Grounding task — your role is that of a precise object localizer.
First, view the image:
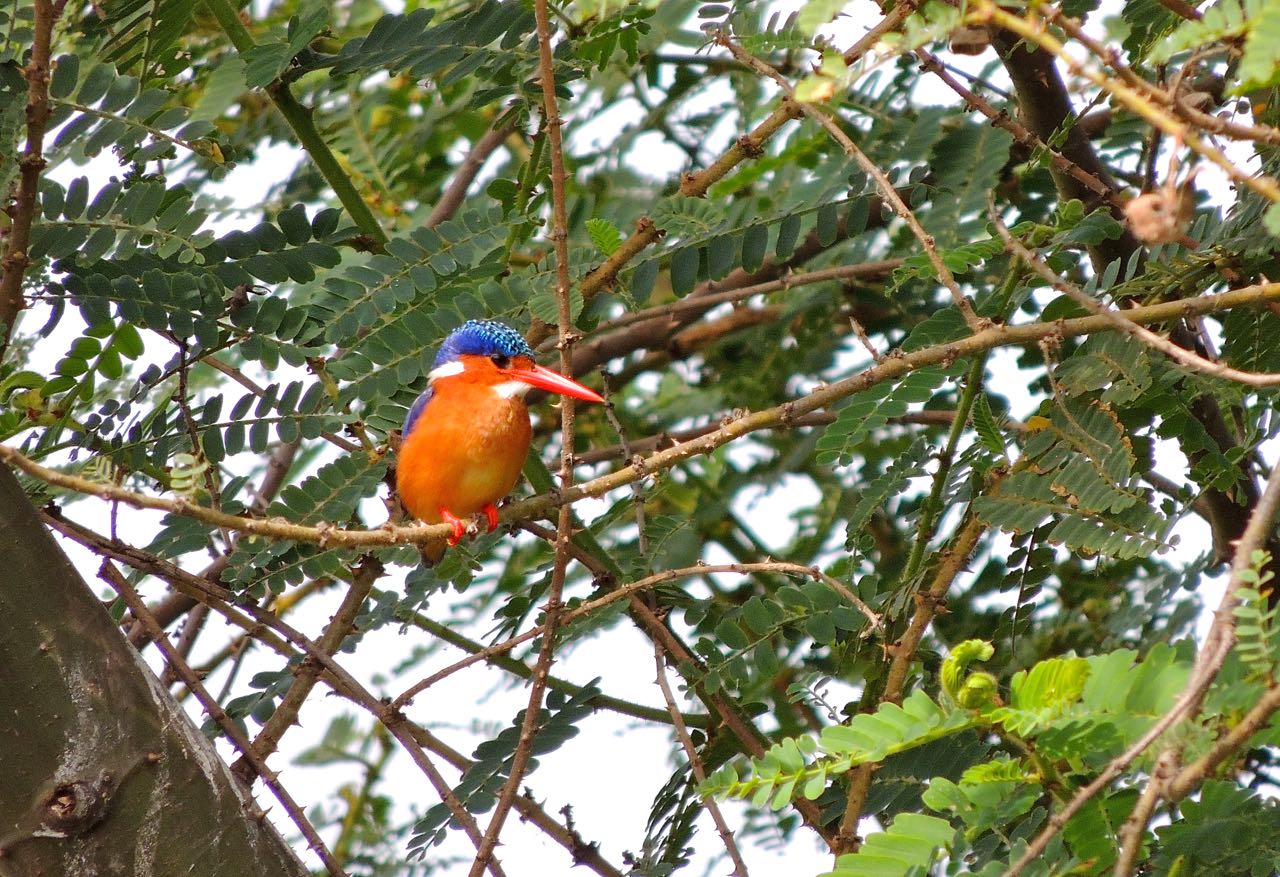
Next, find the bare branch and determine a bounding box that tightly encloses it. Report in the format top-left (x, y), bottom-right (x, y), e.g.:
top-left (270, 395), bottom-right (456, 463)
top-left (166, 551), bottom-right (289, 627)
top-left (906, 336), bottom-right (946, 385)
top-left (654, 643), bottom-right (750, 876)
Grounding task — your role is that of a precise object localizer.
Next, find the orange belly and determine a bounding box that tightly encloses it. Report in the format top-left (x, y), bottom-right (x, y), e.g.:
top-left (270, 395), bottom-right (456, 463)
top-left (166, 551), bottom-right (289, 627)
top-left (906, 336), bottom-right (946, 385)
top-left (396, 386), bottom-right (533, 525)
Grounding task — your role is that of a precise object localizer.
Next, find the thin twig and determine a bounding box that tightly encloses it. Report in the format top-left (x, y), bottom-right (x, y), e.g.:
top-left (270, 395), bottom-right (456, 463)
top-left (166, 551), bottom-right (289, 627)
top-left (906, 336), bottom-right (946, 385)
top-left (100, 560), bottom-right (351, 877)
top-left (990, 198), bottom-right (1280, 387)
top-left (393, 561), bottom-right (883, 708)
top-left (425, 120), bottom-right (517, 229)
top-left (405, 608), bottom-right (710, 727)
top-left (230, 559), bottom-right (380, 786)
top-left (654, 642), bottom-right (750, 877)
top-left (575, 410), bottom-right (969, 466)
top-left (69, 517), bottom-right (506, 876)
top-left (1164, 682), bottom-right (1280, 801)
top-left (975, 2), bottom-right (1280, 206)
top-left (524, 0), bottom-right (907, 345)
top-left (581, 261), bottom-right (902, 341)
top-left (629, 595), bottom-right (834, 845)
top-left (1113, 750), bottom-right (1177, 877)
top-left (836, 509), bottom-right (993, 853)
top-left (914, 47), bottom-right (1119, 204)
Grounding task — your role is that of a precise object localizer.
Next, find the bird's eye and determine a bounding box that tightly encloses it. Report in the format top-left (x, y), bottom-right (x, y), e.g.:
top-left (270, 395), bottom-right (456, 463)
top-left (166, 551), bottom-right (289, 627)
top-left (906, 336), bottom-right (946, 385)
top-left (490, 354), bottom-right (511, 369)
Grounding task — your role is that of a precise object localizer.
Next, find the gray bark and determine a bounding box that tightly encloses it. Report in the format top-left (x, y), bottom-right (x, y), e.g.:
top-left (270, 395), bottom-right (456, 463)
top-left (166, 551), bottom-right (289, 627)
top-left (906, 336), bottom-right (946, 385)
top-left (0, 464), bottom-right (310, 877)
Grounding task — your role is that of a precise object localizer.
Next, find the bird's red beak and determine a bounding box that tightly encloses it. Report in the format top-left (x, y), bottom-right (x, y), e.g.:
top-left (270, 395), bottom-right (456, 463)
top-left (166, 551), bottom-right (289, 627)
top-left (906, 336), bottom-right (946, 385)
top-left (507, 364), bottom-right (604, 403)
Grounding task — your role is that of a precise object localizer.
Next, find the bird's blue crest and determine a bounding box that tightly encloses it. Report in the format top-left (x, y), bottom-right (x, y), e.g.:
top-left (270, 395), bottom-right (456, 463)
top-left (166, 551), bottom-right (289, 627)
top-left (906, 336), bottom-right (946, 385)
top-left (404, 321), bottom-right (533, 436)
top-left (432, 320), bottom-right (533, 368)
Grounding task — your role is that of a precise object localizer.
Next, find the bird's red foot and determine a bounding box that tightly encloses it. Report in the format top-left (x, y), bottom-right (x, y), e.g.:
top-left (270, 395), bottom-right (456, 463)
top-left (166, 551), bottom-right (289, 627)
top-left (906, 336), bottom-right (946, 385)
top-left (440, 508), bottom-right (467, 546)
top-left (482, 503), bottom-right (500, 533)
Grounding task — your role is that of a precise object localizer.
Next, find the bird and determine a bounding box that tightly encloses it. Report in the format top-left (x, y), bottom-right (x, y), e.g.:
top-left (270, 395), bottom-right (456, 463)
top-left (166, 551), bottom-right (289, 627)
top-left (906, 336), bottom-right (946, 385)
top-left (396, 319), bottom-right (604, 560)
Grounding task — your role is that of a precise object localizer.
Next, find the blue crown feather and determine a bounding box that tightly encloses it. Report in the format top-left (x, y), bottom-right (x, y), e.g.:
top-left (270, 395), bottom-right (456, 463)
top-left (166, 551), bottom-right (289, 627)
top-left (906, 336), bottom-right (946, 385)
top-left (432, 319), bottom-right (533, 367)
top-left (404, 321), bottom-right (533, 435)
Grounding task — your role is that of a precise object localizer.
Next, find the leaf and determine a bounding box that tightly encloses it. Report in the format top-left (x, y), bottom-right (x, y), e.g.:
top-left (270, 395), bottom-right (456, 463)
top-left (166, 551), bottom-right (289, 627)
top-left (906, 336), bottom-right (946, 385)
top-left (816, 367), bottom-right (951, 466)
top-left (972, 393), bottom-right (1006, 456)
top-left (585, 217), bottom-right (622, 256)
top-left (1150, 0), bottom-right (1247, 64)
top-left (670, 246), bottom-right (699, 296)
top-left (846, 438), bottom-right (929, 547)
top-left (926, 122), bottom-right (1014, 246)
top-left (1265, 202), bottom-right (1280, 238)
top-left (826, 813), bottom-right (954, 876)
top-left (798, 0), bottom-right (850, 36)
top-left (98, 0), bottom-right (196, 78)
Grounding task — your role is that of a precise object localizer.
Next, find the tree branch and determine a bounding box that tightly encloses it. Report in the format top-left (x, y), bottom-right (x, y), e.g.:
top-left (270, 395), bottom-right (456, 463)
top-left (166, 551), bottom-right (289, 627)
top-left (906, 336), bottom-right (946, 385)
top-left (9, 283), bottom-right (1280, 552)
top-left (0, 0), bottom-right (60, 357)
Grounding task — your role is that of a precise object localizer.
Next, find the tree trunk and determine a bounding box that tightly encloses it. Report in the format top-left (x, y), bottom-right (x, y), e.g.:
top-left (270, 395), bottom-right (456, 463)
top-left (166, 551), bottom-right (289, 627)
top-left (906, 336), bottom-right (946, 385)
top-left (0, 465), bottom-right (309, 877)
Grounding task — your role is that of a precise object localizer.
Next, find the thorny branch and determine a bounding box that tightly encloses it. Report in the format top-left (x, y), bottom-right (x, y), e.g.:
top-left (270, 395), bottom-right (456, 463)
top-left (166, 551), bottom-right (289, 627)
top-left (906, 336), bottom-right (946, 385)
top-left (392, 561), bottom-right (881, 709)
top-left (836, 509), bottom-right (994, 854)
top-left (990, 198), bottom-right (1280, 387)
top-left (0, 0), bottom-right (63, 358)
top-left (720, 36), bottom-right (985, 332)
top-left (468, 3), bottom-right (578, 873)
top-left (654, 643), bottom-right (750, 877)
top-left (975, 2), bottom-right (1280, 206)
top-left (230, 558), bottom-right (381, 787)
top-left (8, 283), bottom-right (1280, 552)
top-left (60, 517), bottom-right (543, 877)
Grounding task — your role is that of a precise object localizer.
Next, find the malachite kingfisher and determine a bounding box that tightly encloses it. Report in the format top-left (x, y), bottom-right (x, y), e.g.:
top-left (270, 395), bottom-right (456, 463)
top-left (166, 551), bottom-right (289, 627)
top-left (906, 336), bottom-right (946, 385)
top-left (396, 319), bottom-right (604, 560)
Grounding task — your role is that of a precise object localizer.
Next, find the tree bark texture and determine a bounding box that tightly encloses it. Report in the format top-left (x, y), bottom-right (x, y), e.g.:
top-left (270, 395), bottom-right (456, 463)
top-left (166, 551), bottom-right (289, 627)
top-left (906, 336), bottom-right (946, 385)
top-left (0, 465), bottom-right (309, 877)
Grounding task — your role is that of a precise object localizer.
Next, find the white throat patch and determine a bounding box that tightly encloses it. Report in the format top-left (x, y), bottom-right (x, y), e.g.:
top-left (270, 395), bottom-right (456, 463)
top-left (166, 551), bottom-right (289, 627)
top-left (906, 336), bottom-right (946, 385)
top-left (491, 380), bottom-right (532, 399)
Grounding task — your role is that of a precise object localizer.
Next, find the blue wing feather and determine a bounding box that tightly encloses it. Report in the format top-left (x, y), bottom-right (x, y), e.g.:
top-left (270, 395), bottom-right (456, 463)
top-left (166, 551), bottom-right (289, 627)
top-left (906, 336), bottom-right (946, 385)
top-left (404, 387), bottom-right (433, 436)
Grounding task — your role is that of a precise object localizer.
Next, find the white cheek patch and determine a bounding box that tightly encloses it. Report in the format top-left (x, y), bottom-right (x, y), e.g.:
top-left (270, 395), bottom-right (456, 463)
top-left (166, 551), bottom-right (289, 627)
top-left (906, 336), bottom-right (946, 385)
top-left (427, 360), bottom-right (465, 383)
top-left (491, 381), bottom-right (531, 399)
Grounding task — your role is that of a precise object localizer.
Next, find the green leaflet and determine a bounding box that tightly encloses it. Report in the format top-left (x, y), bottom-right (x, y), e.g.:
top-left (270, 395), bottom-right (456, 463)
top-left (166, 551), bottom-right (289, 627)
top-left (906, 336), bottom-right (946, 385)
top-left (845, 438), bottom-right (930, 548)
top-left (586, 217), bottom-right (623, 256)
top-left (1238, 0), bottom-right (1280, 90)
top-left (327, 2), bottom-right (536, 83)
top-left (824, 813), bottom-right (954, 877)
top-left (1054, 333), bottom-right (1152, 406)
top-left (816, 367), bottom-right (952, 466)
top-left (98, 0), bottom-right (196, 80)
top-left (975, 397), bottom-right (1168, 559)
top-left (408, 684), bottom-right (603, 852)
top-left (703, 690), bottom-right (978, 807)
top-left (317, 207), bottom-right (508, 347)
top-left (49, 58), bottom-right (220, 164)
top-left (925, 122), bottom-right (1014, 247)
top-left (1149, 0), bottom-right (1250, 64)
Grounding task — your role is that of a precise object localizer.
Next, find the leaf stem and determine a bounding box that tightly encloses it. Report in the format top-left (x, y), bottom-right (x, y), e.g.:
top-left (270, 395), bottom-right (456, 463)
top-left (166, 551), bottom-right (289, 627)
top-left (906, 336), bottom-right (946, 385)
top-left (201, 0), bottom-right (388, 247)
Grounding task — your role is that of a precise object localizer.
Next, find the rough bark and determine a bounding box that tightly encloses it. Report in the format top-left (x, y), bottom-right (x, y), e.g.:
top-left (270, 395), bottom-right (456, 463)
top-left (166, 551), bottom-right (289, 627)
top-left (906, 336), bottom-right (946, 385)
top-left (0, 465), bottom-right (309, 877)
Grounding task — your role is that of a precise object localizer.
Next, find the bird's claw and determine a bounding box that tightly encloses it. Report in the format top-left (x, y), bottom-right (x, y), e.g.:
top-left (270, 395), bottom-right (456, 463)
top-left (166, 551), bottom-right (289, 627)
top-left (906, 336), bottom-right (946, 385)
top-left (440, 508), bottom-right (467, 546)
top-left (482, 503), bottom-right (500, 533)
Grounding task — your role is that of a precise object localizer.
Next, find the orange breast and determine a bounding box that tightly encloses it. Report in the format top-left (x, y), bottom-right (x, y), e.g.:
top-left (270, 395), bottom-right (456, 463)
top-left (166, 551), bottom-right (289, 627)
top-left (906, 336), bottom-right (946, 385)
top-left (396, 383), bottom-right (533, 524)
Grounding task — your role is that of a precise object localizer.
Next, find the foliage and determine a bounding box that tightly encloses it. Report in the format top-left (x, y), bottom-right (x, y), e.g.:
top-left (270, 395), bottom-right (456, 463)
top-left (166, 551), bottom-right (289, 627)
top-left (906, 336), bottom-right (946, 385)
top-left (4, 0), bottom-right (1280, 876)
